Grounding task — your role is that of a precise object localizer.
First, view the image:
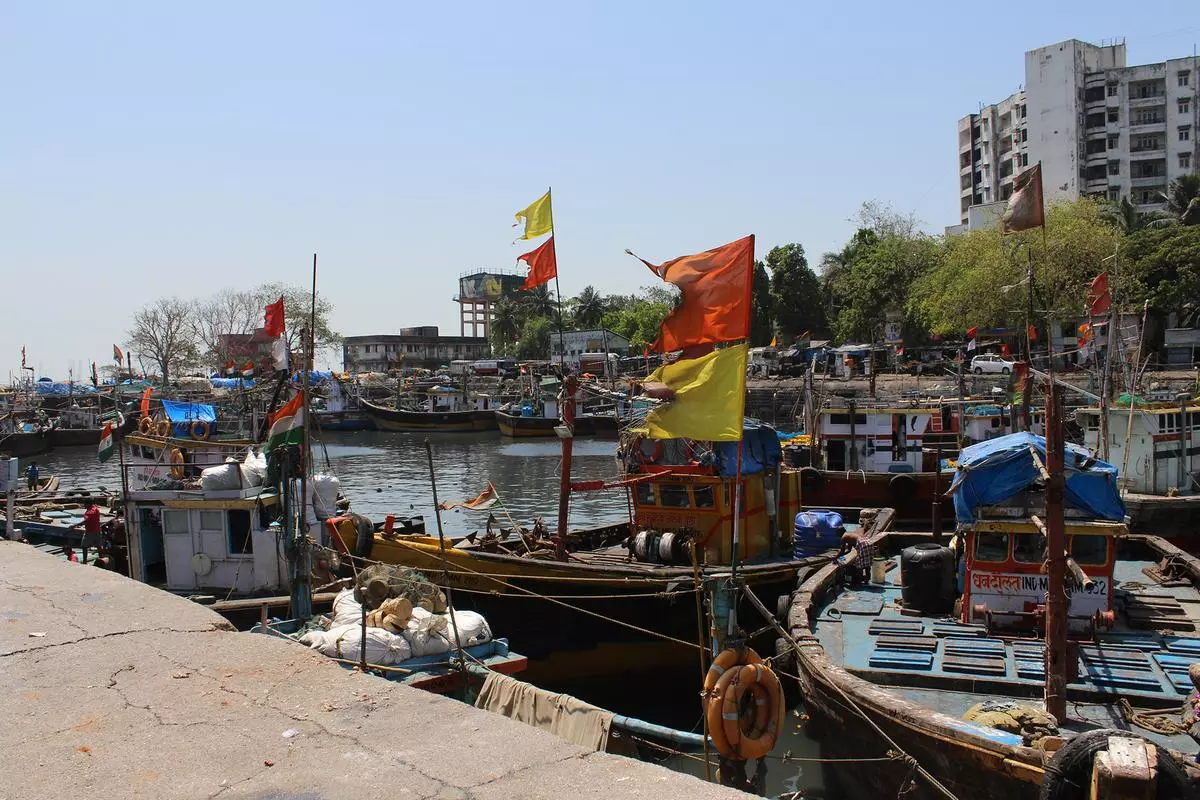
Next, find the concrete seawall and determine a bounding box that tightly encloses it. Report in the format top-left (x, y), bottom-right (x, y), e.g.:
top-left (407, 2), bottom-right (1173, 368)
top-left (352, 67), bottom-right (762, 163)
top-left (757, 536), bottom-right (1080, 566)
top-left (1, 542), bottom-right (742, 800)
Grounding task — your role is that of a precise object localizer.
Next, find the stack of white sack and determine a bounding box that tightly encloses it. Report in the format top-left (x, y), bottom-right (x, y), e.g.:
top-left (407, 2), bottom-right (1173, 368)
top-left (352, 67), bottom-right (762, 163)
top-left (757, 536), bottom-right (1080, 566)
top-left (299, 624), bottom-right (412, 665)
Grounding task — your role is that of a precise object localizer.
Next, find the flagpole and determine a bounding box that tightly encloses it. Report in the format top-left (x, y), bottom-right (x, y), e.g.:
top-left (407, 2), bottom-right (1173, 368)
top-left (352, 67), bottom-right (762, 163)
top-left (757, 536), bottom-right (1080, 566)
top-left (728, 235), bottom-right (755, 634)
top-left (547, 187), bottom-right (566, 371)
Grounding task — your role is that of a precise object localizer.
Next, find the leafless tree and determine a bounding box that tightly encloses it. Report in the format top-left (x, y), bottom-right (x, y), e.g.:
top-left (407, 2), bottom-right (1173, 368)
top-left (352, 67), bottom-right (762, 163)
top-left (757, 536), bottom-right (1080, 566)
top-left (127, 296), bottom-right (199, 388)
top-left (192, 289), bottom-right (259, 369)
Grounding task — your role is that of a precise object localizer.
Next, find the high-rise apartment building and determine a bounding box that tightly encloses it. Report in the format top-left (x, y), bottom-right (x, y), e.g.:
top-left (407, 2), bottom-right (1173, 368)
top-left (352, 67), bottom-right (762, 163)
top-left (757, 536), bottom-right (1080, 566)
top-left (956, 39), bottom-right (1198, 226)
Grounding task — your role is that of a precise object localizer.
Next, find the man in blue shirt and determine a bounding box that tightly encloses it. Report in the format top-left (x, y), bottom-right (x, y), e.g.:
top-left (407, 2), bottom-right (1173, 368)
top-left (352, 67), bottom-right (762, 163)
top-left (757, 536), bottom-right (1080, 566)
top-left (25, 462), bottom-right (39, 491)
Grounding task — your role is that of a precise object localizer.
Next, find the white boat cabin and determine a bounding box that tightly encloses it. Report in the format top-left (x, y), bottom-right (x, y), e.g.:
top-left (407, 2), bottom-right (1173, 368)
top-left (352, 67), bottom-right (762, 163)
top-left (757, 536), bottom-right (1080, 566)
top-left (124, 432), bottom-right (253, 489)
top-left (414, 388), bottom-right (493, 413)
top-left (1078, 404), bottom-right (1200, 495)
top-left (125, 489), bottom-right (287, 595)
top-left (817, 407), bottom-right (934, 473)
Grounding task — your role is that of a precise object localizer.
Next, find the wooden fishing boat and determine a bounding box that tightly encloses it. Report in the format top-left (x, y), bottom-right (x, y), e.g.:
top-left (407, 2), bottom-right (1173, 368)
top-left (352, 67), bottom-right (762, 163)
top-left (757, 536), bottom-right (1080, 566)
top-left (494, 406), bottom-right (559, 437)
top-left (0, 426), bottom-right (51, 457)
top-left (361, 397), bottom-right (496, 432)
top-left (785, 427), bottom-right (1200, 799)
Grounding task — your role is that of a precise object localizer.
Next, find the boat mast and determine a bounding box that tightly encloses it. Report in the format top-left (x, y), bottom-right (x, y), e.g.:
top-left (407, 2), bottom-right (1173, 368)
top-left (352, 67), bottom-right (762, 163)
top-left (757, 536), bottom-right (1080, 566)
top-left (556, 373), bottom-right (577, 540)
top-left (1043, 376), bottom-right (1067, 723)
top-left (290, 254), bottom-right (318, 621)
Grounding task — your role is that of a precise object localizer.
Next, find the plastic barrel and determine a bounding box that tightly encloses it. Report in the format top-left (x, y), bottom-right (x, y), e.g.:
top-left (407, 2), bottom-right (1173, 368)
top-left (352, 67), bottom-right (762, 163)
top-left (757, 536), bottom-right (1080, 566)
top-left (899, 543), bottom-right (956, 614)
top-left (793, 510), bottom-right (843, 557)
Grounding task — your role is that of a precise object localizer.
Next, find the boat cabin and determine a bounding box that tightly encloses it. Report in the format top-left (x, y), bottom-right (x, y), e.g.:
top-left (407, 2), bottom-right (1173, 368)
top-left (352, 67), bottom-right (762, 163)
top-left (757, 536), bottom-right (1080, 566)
top-left (960, 518), bottom-right (1122, 632)
top-left (125, 488), bottom-right (286, 595)
top-left (816, 406), bottom-right (936, 473)
top-left (1078, 404), bottom-right (1200, 495)
top-left (124, 432), bottom-right (254, 489)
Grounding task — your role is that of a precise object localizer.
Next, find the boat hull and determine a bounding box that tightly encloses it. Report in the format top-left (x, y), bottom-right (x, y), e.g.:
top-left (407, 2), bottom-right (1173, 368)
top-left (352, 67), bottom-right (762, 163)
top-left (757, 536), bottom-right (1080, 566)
top-left (313, 411), bottom-right (376, 431)
top-left (1124, 493), bottom-right (1200, 547)
top-left (361, 399), bottom-right (496, 432)
top-left (495, 410), bottom-right (558, 437)
top-left (48, 428), bottom-right (102, 447)
top-left (0, 430), bottom-right (52, 457)
top-left (798, 469), bottom-right (953, 528)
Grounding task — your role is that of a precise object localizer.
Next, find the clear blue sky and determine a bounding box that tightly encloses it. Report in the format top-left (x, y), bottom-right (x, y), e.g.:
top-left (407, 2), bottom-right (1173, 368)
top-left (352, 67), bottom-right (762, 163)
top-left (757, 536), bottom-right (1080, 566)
top-left (3, 2), bottom-right (1196, 377)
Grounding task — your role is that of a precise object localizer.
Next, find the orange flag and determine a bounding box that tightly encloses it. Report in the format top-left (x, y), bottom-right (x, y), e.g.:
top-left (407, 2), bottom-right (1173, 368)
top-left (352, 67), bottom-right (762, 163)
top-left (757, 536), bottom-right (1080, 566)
top-left (518, 236), bottom-right (557, 290)
top-left (631, 235), bottom-right (754, 352)
top-left (140, 386), bottom-right (152, 419)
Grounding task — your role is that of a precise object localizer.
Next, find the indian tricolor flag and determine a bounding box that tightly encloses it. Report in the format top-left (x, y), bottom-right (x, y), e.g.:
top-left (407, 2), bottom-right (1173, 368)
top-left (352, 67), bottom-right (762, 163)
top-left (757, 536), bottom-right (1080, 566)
top-left (265, 392), bottom-right (305, 454)
top-left (98, 421), bottom-right (116, 463)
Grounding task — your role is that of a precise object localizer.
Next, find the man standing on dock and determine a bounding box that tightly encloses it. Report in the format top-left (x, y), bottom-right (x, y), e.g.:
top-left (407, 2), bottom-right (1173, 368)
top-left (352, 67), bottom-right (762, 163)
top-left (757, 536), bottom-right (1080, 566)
top-left (73, 503), bottom-right (102, 564)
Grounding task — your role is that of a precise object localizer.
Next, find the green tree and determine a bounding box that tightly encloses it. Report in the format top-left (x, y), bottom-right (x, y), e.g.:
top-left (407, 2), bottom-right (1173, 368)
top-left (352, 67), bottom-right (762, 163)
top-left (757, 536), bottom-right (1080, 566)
top-left (830, 232), bottom-right (938, 343)
top-left (1123, 225), bottom-right (1200, 326)
top-left (768, 244), bottom-right (824, 340)
top-left (490, 298), bottom-right (524, 357)
top-left (516, 315), bottom-right (553, 360)
top-left (750, 261), bottom-right (774, 345)
top-left (520, 283), bottom-right (558, 319)
top-left (1163, 174), bottom-right (1200, 226)
top-left (254, 282), bottom-right (341, 362)
top-left (569, 285), bottom-right (607, 328)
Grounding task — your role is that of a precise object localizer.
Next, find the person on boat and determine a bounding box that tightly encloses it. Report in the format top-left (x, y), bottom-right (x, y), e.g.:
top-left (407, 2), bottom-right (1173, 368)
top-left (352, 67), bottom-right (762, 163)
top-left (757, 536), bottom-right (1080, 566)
top-left (25, 461), bottom-right (39, 491)
top-left (838, 530), bottom-right (873, 586)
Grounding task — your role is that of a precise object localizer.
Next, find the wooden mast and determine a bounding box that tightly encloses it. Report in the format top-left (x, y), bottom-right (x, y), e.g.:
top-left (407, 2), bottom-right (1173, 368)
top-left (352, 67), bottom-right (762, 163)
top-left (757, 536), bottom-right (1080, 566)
top-left (1043, 377), bottom-right (1067, 722)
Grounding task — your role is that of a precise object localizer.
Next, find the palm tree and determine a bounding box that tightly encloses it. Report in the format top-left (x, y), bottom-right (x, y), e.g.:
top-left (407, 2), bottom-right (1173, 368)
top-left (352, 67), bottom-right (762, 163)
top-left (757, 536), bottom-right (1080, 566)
top-left (490, 299), bottom-right (522, 356)
top-left (1100, 197), bottom-right (1147, 233)
top-left (569, 285), bottom-right (606, 329)
top-left (1163, 174), bottom-right (1200, 226)
top-left (520, 284), bottom-right (557, 319)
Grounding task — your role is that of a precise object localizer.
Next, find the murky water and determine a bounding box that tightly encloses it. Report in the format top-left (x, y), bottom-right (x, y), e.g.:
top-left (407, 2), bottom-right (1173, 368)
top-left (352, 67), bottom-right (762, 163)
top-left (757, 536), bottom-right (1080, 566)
top-left (32, 432), bottom-right (835, 798)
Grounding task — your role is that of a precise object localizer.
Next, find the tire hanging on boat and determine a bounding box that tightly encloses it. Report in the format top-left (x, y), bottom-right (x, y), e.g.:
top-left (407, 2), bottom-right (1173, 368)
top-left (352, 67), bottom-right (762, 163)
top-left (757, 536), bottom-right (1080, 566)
top-left (1038, 729), bottom-right (1194, 800)
top-left (704, 647), bottom-right (785, 761)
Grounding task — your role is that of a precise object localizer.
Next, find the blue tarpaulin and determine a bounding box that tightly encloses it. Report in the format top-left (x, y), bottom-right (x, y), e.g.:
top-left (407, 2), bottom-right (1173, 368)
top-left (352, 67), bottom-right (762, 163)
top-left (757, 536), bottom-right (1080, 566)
top-left (34, 382), bottom-right (98, 396)
top-left (209, 378), bottom-right (257, 389)
top-left (949, 432), bottom-right (1125, 523)
top-left (713, 419), bottom-right (783, 477)
top-left (291, 371), bottom-right (334, 384)
top-left (161, 400), bottom-right (216, 438)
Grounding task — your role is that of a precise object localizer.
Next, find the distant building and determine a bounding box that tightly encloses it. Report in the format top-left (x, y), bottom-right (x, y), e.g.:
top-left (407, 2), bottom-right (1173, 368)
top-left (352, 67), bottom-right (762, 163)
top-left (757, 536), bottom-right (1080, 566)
top-left (343, 327), bottom-right (490, 373)
top-left (549, 329), bottom-right (631, 366)
top-left (216, 328), bottom-right (278, 372)
top-left (957, 39), bottom-right (1198, 225)
top-left (455, 270), bottom-right (529, 339)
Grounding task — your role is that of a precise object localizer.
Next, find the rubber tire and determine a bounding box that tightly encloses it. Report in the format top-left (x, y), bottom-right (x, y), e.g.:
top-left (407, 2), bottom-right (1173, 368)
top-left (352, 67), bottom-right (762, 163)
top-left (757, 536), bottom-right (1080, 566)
top-left (799, 467), bottom-right (825, 492)
top-left (352, 514), bottom-right (374, 560)
top-left (974, 367), bottom-right (983, 375)
top-left (889, 473), bottom-right (917, 503)
top-left (1038, 729), bottom-right (1196, 800)
top-left (777, 592), bottom-right (794, 621)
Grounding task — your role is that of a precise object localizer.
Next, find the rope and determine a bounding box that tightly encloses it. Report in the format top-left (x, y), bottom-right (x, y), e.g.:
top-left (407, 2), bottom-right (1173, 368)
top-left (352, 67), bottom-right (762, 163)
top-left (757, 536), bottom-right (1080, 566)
top-left (1119, 698), bottom-right (1189, 736)
top-left (449, 585), bottom-right (696, 601)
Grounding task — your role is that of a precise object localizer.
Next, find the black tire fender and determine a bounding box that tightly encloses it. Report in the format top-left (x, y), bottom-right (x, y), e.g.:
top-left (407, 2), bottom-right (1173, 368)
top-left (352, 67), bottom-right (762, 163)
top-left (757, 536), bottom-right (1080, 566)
top-left (799, 467), bottom-right (825, 491)
top-left (351, 513), bottom-right (375, 560)
top-left (1038, 729), bottom-right (1196, 800)
top-left (889, 473), bottom-right (917, 502)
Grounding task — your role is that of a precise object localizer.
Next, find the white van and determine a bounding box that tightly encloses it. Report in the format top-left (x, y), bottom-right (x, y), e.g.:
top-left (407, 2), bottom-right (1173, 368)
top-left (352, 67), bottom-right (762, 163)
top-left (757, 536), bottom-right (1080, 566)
top-left (449, 360), bottom-right (474, 376)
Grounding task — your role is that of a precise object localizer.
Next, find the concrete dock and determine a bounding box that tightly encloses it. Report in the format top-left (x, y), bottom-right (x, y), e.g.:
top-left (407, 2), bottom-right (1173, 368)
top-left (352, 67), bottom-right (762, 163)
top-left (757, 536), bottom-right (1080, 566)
top-left (1, 542), bottom-right (742, 800)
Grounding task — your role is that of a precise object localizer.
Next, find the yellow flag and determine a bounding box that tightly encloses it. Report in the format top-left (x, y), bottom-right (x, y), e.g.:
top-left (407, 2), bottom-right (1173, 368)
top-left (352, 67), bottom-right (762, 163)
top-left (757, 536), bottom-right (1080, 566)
top-left (770, 335), bottom-right (777, 347)
top-left (514, 190), bottom-right (553, 240)
top-left (634, 344), bottom-right (747, 442)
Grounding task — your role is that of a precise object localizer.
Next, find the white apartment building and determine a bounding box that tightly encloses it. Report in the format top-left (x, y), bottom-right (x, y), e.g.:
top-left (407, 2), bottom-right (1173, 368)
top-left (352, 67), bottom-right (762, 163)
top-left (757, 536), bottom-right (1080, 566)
top-left (957, 39), bottom-right (1198, 226)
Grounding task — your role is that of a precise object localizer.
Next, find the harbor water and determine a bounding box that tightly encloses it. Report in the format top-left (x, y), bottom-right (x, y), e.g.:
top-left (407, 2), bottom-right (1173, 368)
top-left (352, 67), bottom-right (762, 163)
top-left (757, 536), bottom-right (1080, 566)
top-left (31, 431), bottom-right (837, 798)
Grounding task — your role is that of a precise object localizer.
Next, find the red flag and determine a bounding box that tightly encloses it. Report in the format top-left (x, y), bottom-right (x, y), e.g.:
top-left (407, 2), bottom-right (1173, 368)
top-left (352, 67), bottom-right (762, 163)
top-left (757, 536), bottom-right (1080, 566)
top-left (21, 345), bottom-right (26, 369)
top-left (140, 386), bottom-right (152, 419)
top-left (631, 235), bottom-right (754, 352)
top-left (1087, 272), bottom-right (1112, 316)
top-left (1001, 164), bottom-right (1045, 234)
top-left (966, 326), bottom-right (978, 339)
top-left (264, 296), bottom-right (286, 337)
top-left (1028, 324), bottom-right (1038, 342)
top-left (517, 236), bottom-right (557, 291)
top-left (999, 343), bottom-right (1011, 357)
top-left (113, 344), bottom-right (123, 363)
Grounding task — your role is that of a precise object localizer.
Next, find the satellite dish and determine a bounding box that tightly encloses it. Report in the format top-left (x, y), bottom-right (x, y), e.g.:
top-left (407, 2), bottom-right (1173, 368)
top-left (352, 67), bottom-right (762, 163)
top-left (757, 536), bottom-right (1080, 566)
top-left (191, 553), bottom-right (212, 576)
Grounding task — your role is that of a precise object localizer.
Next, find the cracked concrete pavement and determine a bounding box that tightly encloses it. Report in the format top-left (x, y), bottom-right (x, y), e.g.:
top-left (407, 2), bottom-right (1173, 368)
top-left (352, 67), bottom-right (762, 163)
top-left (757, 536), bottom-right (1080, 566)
top-left (1, 542), bottom-right (745, 800)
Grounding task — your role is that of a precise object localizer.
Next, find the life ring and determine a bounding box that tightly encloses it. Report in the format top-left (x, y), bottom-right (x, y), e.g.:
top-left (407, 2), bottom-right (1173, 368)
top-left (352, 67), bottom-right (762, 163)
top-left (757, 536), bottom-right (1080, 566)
top-left (169, 448), bottom-right (186, 480)
top-left (704, 648), bottom-right (784, 760)
top-left (138, 416), bottom-right (154, 435)
top-left (190, 421), bottom-right (211, 440)
top-left (156, 419), bottom-right (172, 438)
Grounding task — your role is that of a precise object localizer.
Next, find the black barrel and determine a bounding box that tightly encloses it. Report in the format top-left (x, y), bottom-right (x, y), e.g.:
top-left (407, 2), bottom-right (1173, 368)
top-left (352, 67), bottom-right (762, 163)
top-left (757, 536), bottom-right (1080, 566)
top-left (900, 543), bottom-right (956, 614)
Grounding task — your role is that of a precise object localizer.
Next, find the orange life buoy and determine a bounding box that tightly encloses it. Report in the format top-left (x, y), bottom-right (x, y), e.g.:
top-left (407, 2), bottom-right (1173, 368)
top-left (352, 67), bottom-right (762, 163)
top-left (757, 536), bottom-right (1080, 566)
top-left (169, 448), bottom-right (186, 480)
top-left (704, 647), bottom-right (783, 761)
top-left (156, 419), bottom-right (172, 438)
top-left (190, 421), bottom-right (211, 440)
top-left (139, 416), bottom-right (153, 435)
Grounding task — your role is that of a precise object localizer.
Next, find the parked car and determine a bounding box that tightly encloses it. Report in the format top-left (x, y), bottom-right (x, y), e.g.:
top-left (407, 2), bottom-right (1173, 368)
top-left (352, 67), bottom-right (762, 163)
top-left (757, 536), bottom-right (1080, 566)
top-left (970, 354), bottom-right (1014, 374)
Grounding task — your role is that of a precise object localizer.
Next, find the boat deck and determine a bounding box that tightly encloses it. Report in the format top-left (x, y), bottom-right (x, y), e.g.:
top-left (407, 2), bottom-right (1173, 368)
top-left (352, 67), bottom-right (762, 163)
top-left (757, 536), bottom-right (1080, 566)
top-left (814, 556), bottom-right (1200, 753)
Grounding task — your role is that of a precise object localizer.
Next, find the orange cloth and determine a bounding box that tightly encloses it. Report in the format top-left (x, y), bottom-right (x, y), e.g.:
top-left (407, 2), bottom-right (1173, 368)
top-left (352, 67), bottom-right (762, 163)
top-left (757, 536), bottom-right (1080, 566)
top-left (638, 235), bottom-right (754, 352)
top-left (140, 386), bottom-right (152, 419)
top-left (518, 236), bottom-right (557, 290)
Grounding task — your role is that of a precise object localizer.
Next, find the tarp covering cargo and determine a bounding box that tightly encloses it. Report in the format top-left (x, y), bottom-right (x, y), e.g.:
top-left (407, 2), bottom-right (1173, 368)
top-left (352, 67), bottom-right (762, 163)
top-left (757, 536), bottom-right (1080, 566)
top-left (712, 419), bottom-right (782, 477)
top-left (949, 432), bottom-right (1125, 523)
top-left (35, 382), bottom-right (98, 396)
top-left (161, 400), bottom-right (216, 423)
top-left (209, 378), bottom-right (257, 389)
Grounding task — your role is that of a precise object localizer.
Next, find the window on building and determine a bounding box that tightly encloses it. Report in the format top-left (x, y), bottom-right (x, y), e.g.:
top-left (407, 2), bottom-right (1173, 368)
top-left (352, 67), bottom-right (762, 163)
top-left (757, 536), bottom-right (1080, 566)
top-left (1108, 188), bottom-right (1121, 201)
top-left (1108, 161), bottom-right (1120, 175)
top-left (1183, 153), bottom-right (1193, 169)
top-left (960, 151), bottom-right (971, 168)
top-left (1020, 104), bottom-right (1027, 119)
top-left (1107, 109), bottom-right (1119, 123)
top-left (1107, 83), bottom-right (1118, 97)
top-left (1180, 71), bottom-right (1191, 88)
top-left (1071, 535), bottom-right (1108, 566)
top-left (1107, 134), bottom-right (1119, 149)
top-left (1181, 126), bottom-right (1192, 142)
top-left (1181, 99), bottom-right (1192, 115)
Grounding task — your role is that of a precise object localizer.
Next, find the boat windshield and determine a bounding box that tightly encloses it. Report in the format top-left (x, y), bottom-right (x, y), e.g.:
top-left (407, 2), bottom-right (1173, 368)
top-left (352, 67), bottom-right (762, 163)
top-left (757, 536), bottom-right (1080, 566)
top-left (659, 484), bottom-right (690, 508)
top-left (1013, 534), bottom-right (1046, 564)
top-left (974, 532), bottom-right (1009, 563)
top-left (1070, 534), bottom-right (1108, 566)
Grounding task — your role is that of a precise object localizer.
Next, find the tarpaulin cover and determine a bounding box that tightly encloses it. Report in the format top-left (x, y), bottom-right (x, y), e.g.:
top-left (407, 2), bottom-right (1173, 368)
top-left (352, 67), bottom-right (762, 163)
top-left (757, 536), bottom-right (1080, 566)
top-left (35, 382), bottom-right (98, 395)
top-left (209, 378), bottom-right (257, 389)
top-left (161, 400), bottom-right (216, 424)
top-left (290, 371), bottom-right (334, 384)
top-left (712, 419), bottom-right (783, 477)
top-left (949, 432), bottom-right (1125, 523)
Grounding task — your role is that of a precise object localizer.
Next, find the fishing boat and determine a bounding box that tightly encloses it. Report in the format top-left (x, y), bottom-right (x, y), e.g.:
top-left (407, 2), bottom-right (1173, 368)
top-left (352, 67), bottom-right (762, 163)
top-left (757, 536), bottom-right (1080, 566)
top-left (0, 418), bottom-right (52, 457)
top-left (785, 394), bottom-right (1200, 799)
top-left (360, 390), bottom-right (497, 432)
top-left (1077, 398), bottom-right (1200, 543)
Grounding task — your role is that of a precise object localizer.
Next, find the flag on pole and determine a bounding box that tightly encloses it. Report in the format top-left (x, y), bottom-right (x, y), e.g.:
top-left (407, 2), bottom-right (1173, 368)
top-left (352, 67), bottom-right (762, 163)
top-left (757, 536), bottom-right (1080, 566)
top-left (91, 362), bottom-right (99, 388)
top-left (140, 386), bottom-right (152, 419)
top-left (265, 392), bottom-right (305, 454)
top-left (770, 335), bottom-right (777, 347)
top-left (98, 422), bottom-right (116, 463)
top-left (517, 236), bottom-right (558, 290)
top-left (438, 482), bottom-right (499, 511)
top-left (1001, 164), bottom-right (1045, 234)
top-left (1087, 272), bottom-right (1112, 316)
top-left (113, 344), bottom-right (123, 363)
top-left (264, 296), bottom-right (289, 371)
top-left (1028, 324), bottom-right (1038, 342)
top-left (514, 190), bottom-right (553, 240)
top-left (966, 326), bottom-right (978, 352)
top-left (629, 235), bottom-right (755, 352)
top-left (632, 344), bottom-right (748, 442)
top-left (242, 361), bottom-right (256, 378)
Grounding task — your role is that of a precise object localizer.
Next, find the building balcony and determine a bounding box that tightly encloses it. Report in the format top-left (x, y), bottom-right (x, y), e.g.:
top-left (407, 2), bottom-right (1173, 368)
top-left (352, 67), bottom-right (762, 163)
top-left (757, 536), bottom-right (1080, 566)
top-left (1085, 151), bottom-right (1108, 166)
top-left (1086, 128), bottom-right (1109, 139)
top-left (1086, 99), bottom-right (1107, 112)
top-left (1129, 94), bottom-right (1166, 108)
top-left (1135, 200), bottom-right (1166, 211)
top-left (1129, 147), bottom-right (1165, 159)
top-left (1130, 176), bottom-right (1166, 188)
top-left (1129, 121), bottom-right (1166, 134)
